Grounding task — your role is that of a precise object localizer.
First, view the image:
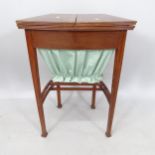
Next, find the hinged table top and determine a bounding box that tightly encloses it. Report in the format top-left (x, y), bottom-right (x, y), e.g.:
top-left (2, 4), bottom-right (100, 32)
top-left (16, 14), bottom-right (137, 31)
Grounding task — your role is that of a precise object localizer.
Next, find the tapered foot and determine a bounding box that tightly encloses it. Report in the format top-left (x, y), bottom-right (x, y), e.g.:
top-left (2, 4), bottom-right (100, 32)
top-left (91, 105), bottom-right (96, 109)
top-left (41, 132), bottom-right (48, 137)
top-left (105, 132), bottom-right (112, 137)
top-left (57, 104), bottom-right (62, 109)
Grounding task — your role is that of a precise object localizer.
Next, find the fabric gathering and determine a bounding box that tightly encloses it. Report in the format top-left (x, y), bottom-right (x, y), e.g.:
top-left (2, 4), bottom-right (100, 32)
top-left (38, 49), bottom-right (114, 83)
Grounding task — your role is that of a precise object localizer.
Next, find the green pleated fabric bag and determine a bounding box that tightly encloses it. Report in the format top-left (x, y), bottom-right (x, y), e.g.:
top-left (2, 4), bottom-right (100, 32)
top-left (38, 49), bottom-right (114, 83)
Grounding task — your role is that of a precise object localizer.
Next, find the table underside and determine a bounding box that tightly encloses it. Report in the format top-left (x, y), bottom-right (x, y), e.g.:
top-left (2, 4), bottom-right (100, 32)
top-left (25, 29), bottom-right (127, 137)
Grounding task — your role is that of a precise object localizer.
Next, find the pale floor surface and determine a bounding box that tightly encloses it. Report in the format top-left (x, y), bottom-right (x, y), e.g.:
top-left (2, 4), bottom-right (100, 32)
top-left (0, 92), bottom-right (155, 155)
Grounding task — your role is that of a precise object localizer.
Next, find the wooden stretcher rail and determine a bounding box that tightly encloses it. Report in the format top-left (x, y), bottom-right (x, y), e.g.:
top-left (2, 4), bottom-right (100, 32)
top-left (41, 80), bottom-right (111, 105)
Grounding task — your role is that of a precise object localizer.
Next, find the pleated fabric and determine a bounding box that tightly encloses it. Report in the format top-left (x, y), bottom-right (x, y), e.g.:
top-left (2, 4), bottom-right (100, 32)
top-left (38, 49), bottom-right (114, 83)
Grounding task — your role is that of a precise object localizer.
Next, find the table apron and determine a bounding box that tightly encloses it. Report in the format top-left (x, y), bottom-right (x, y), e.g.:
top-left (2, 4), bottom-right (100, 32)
top-left (29, 30), bottom-right (126, 49)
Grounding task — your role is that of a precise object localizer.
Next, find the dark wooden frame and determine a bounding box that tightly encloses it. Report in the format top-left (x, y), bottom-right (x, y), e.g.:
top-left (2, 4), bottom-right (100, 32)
top-left (25, 29), bottom-right (126, 137)
top-left (17, 14), bottom-right (136, 138)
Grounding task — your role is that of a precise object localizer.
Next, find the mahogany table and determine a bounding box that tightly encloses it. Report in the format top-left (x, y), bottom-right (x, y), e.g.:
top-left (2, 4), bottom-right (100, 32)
top-left (16, 14), bottom-right (137, 137)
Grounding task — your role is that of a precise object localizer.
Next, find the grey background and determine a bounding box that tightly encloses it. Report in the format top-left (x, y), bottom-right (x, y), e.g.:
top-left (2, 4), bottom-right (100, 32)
top-left (0, 0), bottom-right (155, 154)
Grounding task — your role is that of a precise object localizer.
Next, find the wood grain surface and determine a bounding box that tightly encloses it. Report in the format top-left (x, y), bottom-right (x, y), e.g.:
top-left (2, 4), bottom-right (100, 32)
top-left (16, 14), bottom-right (137, 31)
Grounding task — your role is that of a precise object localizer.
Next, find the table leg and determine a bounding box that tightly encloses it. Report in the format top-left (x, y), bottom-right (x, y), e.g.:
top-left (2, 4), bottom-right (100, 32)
top-left (105, 31), bottom-right (127, 137)
top-left (57, 85), bottom-right (62, 108)
top-left (25, 30), bottom-right (48, 137)
top-left (91, 85), bottom-right (96, 109)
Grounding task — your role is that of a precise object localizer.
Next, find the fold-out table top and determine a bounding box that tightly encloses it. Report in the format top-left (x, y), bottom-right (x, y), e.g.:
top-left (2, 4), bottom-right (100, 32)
top-left (16, 14), bottom-right (137, 31)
